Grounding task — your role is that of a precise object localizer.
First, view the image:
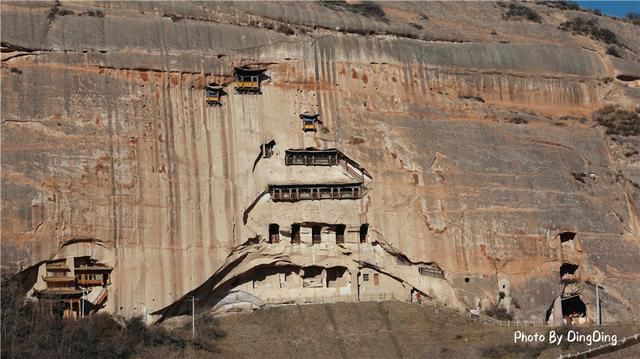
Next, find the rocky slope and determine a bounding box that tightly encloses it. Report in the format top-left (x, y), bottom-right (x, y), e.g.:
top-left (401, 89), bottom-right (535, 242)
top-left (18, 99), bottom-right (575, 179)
top-left (2, 1), bottom-right (639, 323)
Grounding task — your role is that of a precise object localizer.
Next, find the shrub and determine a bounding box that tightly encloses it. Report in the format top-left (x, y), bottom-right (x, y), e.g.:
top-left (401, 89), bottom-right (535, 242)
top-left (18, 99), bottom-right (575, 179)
top-left (460, 95), bottom-right (485, 103)
top-left (481, 343), bottom-right (546, 358)
top-left (320, 1), bottom-right (387, 22)
top-left (276, 23), bottom-right (295, 35)
top-left (559, 17), bottom-right (619, 44)
top-left (625, 12), bottom-right (640, 26)
top-left (90, 10), bottom-right (105, 18)
top-left (58, 9), bottom-right (74, 16)
top-left (571, 172), bottom-right (588, 183)
top-left (164, 13), bottom-right (183, 22)
top-left (503, 3), bottom-right (542, 23)
top-left (409, 22), bottom-right (423, 30)
top-left (606, 45), bottom-right (622, 58)
top-left (559, 115), bottom-right (588, 123)
top-left (47, 0), bottom-right (61, 21)
top-left (509, 117), bottom-right (528, 124)
top-left (386, 30), bottom-right (419, 39)
top-left (484, 305), bottom-right (513, 320)
top-left (541, 1), bottom-right (581, 11)
top-left (0, 270), bottom-right (223, 359)
top-left (340, 27), bottom-right (376, 36)
top-left (594, 105), bottom-right (640, 136)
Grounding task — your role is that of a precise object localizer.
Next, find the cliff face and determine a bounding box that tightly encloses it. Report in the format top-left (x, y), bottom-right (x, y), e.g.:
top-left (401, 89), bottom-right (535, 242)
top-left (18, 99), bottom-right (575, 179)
top-left (2, 1), bottom-right (639, 322)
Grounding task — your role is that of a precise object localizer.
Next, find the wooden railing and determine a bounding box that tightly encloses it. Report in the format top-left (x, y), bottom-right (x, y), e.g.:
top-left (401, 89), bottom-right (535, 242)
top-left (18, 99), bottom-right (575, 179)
top-left (269, 183), bottom-right (366, 202)
top-left (262, 292), bottom-right (397, 307)
top-left (235, 81), bottom-right (259, 89)
top-left (77, 279), bottom-right (103, 286)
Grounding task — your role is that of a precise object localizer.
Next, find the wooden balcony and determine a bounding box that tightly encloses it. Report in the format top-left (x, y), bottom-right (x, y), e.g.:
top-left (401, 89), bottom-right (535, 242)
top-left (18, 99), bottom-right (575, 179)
top-left (235, 81), bottom-right (259, 89)
top-left (284, 148), bottom-right (373, 181)
top-left (285, 149), bottom-right (339, 166)
top-left (77, 279), bottom-right (104, 286)
top-left (418, 265), bottom-right (445, 278)
top-left (269, 183), bottom-right (366, 202)
top-left (46, 262), bottom-right (70, 272)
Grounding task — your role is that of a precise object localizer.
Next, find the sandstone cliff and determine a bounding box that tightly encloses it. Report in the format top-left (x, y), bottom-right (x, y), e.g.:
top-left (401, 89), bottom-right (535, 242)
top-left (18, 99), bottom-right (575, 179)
top-left (2, 1), bottom-right (639, 323)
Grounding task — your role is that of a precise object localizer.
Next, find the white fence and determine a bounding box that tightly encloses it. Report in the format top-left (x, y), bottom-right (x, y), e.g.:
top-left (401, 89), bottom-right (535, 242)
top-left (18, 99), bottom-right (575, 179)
top-left (259, 292), bottom-right (546, 327)
top-left (262, 293), bottom-right (397, 307)
top-left (559, 332), bottom-right (640, 358)
top-left (416, 296), bottom-right (547, 327)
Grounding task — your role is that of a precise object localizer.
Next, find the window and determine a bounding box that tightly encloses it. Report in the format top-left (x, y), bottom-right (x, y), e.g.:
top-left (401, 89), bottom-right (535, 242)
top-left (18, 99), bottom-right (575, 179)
top-left (336, 224), bottom-right (346, 244)
top-left (360, 224), bottom-right (369, 243)
top-left (326, 267), bottom-right (348, 288)
top-left (374, 274), bottom-right (379, 286)
top-left (302, 267), bottom-right (324, 288)
top-left (312, 226), bottom-right (321, 244)
top-left (560, 232), bottom-right (576, 243)
top-left (269, 223), bottom-right (280, 243)
top-left (291, 224), bottom-right (301, 244)
top-left (363, 274), bottom-right (369, 282)
top-left (560, 263), bottom-right (579, 280)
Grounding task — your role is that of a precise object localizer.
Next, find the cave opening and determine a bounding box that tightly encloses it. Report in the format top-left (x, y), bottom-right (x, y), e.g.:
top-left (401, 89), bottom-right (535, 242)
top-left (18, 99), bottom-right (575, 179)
top-left (302, 266), bottom-right (324, 288)
top-left (560, 263), bottom-right (579, 281)
top-left (360, 224), bottom-right (369, 243)
top-left (326, 267), bottom-right (348, 288)
top-left (248, 236), bottom-right (260, 245)
top-left (336, 224), bottom-right (346, 244)
top-left (312, 225), bottom-right (321, 244)
top-left (291, 223), bottom-right (300, 244)
top-left (562, 295), bottom-right (587, 318)
top-left (617, 74), bottom-right (640, 82)
top-left (262, 139), bottom-right (276, 159)
top-left (560, 232), bottom-right (576, 243)
top-left (269, 223), bottom-right (279, 243)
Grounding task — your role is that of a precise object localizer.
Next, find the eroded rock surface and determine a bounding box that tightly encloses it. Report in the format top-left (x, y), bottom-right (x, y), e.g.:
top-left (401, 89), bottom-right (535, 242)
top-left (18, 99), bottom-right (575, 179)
top-left (2, 1), bottom-right (639, 323)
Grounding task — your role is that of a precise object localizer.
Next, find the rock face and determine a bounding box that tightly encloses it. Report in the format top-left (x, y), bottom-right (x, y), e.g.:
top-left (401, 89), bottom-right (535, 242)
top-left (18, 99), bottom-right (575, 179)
top-left (2, 1), bottom-right (639, 323)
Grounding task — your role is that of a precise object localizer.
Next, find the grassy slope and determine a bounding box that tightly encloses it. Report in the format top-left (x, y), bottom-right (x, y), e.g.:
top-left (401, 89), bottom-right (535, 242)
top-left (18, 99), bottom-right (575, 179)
top-left (188, 301), bottom-right (639, 359)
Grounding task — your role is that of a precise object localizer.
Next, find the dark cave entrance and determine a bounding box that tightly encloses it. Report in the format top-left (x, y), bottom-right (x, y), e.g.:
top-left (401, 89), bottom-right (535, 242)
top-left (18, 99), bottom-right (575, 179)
top-left (545, 295), bottom-right (587, 324)
top-left (269, 223), bottom-right (279, 243)
top-left (312, 225), bottom-right (321, 244)
top-left (291, 224), bottom-right (300, 244)
top-left (560, 263), bottom-right (579, 281)
top-left (545, 301), bottom-right (555, 323)
top-left (336, 224), bottom-right (346, 244)
top-left (560, 232), bottom-right (576, 243)
top-left (359, 224), bottom-right (369, 243)
top-left (562, 295), bottom-right (587, 318)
